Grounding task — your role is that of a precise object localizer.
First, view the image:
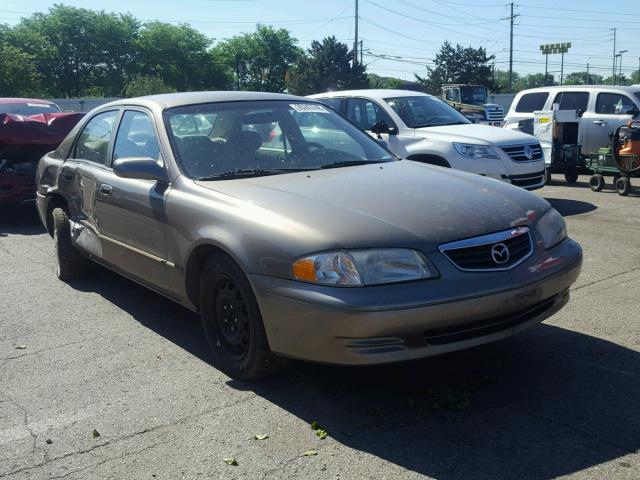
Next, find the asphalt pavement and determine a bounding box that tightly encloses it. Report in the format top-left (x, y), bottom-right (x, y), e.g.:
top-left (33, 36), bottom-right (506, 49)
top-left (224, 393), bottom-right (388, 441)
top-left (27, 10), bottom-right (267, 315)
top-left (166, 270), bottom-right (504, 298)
top-left (1, 174), bottom-right (639, 480)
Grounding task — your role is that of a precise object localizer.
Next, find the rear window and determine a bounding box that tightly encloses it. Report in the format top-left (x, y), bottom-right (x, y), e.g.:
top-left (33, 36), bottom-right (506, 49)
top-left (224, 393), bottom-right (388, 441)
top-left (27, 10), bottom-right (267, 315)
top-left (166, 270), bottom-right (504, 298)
top-left (0, 102), bottom-right (61, 116)
top-left (515, 92), bottom-right (549, 113)
top-left (553, 92), bottom-right (589, 112)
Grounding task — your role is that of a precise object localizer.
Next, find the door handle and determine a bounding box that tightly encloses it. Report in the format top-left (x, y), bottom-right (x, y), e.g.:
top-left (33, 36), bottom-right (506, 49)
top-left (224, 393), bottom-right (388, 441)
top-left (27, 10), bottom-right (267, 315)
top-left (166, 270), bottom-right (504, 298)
top-left (99, 184), bottom-right (113, 196)
top-left (593, 120), bottom-right (607, 126)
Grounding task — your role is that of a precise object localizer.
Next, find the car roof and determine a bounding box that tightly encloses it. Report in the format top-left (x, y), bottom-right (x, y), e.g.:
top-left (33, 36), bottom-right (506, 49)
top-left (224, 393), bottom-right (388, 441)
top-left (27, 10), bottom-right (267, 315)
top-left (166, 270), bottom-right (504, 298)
top-left (104, 91), bottom-right (309, 110)
top-left (516, 85), bottom-right (640, 95)
top-left (308, 89), bottom-right (432, 100)
top-left (0, 98), bottom-right (57, 105)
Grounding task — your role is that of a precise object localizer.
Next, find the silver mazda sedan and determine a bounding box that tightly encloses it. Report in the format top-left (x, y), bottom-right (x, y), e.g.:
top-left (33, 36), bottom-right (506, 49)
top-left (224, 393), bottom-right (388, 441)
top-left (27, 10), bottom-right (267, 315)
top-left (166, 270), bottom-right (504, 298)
top-left (36, 92), bottom-right (582, 379)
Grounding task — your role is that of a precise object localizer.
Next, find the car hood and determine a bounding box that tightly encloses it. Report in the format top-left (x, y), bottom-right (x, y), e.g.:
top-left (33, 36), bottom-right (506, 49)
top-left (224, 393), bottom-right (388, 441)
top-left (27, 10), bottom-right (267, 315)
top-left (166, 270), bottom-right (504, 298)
top-left (196, 161), bottom-right (550, 252)
top-left (414, 123), bottom-right (538, 147)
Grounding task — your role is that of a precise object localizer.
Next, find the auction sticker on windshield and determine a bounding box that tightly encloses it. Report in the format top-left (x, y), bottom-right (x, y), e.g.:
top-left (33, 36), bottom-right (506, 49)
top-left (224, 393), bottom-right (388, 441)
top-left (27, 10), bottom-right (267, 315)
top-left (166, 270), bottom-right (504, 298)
top-left (290, 104), bottom-right (329, 113)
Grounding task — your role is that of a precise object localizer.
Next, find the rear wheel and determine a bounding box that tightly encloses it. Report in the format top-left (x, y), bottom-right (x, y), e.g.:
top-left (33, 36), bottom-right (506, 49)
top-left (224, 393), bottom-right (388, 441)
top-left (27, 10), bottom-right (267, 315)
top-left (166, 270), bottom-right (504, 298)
top-left (616, 177), bottom-right (631, 196)
top-left (589, 174), bottom-right (604, 192)
top-left (564, 168), bottom-right (579, 184)
top-left (199, 253), bottom-right (286, 380)
top-left (52, 207), bottom-right (85, 281)
top-left (543, 169), bottom-right (552, 185)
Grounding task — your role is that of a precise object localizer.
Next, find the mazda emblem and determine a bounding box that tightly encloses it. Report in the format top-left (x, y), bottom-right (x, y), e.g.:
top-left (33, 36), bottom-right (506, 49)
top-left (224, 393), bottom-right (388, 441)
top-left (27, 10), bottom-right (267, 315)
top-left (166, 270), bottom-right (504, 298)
top-left (491, 243), bottom-right (510, 264)
top-left (523, 145), bottom-right (534, 160)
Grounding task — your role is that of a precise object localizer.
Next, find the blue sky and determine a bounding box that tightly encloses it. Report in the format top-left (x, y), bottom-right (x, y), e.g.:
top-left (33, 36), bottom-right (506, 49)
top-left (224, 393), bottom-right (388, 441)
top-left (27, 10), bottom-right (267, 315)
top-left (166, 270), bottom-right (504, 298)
top-left (2, 0), bottom-right (639, 82)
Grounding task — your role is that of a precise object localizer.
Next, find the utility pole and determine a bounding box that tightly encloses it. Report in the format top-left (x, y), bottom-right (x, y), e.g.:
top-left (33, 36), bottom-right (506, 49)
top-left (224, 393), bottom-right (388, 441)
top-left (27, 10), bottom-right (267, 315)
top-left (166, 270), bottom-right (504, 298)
top-left (612, 28), bottom-right (616, 85)
top-left (359, 40), bottom-right (363, 65)
top-left (353, 0), bottom-right (359, 67)
top-left (618, 50), bottom-right (627, 82)
top-left (586, 63), bottom-right (590, 85)
top-left (560, 51), bottom-right (565, 85)
top-left (507, 3), bottom-right (518, 91)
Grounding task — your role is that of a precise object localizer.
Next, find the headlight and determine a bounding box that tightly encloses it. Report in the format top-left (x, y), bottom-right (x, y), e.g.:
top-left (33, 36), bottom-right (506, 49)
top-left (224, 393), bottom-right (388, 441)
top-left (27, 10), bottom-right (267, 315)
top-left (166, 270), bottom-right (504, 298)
top-left (536, 208), bottom-right (567, 249)
top-left (453, 142), bottom-right (499, 159)
top-left (292, 249), bottom-right (438, 286)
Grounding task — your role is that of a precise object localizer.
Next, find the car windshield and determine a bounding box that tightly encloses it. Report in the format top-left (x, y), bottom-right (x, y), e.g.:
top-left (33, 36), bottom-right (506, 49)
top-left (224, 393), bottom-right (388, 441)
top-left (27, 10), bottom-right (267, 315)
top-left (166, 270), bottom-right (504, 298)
top-left (460, 86), bottom-right (487, 104)
top-left (0, 102), bottom-right (61, 116)
top-left (164, 100), bottom-right (394, 179)
top-left (385, 96), bottom-right (470, 128)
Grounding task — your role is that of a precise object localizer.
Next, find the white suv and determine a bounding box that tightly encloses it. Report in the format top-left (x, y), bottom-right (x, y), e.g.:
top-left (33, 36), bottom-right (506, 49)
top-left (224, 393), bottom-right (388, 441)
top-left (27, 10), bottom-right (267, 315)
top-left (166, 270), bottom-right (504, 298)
top-left (309, 89), bottom-right (546, 190)
top-left (504, 85), bottom-right (640, 156)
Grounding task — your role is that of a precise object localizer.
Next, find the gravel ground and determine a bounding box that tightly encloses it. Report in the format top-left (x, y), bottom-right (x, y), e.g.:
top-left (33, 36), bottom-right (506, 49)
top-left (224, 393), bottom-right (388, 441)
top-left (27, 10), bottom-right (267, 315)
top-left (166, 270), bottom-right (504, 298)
top-left (1, 174), bottom-right (639, 480)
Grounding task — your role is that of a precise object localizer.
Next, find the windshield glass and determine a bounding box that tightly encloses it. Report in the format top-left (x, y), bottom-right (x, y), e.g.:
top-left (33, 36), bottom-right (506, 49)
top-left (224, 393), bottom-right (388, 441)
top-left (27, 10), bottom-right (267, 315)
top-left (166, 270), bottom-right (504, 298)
top-left (164, 100), bottom-right (394, 179)
top-left (385, 95), bottom-right (470, 128)
top-left (0, 102), bottom-right (61, 116)
top-left (460, 86), bottom-right (487, 104)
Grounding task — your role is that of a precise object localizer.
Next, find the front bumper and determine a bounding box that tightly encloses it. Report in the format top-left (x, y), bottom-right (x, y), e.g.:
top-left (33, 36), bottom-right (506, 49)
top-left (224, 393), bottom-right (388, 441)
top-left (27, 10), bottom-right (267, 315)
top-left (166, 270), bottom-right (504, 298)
top-left (250, 238), bottom-right (582, 365)
top-left (0, 173), bottom-right (36, 204)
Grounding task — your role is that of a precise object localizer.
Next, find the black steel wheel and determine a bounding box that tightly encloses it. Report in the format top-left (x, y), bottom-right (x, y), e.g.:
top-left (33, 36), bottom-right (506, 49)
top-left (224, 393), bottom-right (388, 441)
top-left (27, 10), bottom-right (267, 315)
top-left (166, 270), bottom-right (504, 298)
top-left (52, 207), bottom-right (85, 281)
top-left (589, 174), bottom-right (604, 192)
top-left (199, 253), bottom-right (287, 379)
top-left (616, 177), bottom-right (631, 196)
top-left (564, 168), bottom-right (579, 184)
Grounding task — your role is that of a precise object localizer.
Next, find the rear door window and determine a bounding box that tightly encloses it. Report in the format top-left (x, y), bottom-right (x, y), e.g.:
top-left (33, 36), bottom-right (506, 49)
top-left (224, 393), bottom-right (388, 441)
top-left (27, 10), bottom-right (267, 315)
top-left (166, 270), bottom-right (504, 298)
top-left (317, 98), bottom-right (343, 113)
top-left (515, 92), bottom-right (549, 113)
top-left (74, 111), bottom-right (119, 165)
top-left (553, 92), bottom-right (589, 112)
top-left (595, 93), bottom-right (636, 114)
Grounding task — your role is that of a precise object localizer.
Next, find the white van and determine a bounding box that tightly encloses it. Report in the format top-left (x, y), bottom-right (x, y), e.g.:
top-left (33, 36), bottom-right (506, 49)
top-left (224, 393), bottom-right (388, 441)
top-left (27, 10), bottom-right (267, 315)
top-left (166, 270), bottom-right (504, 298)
top-left (309, 89), bottom-right (546, 190)
top-left (504, 85), bottom-right (640, 155)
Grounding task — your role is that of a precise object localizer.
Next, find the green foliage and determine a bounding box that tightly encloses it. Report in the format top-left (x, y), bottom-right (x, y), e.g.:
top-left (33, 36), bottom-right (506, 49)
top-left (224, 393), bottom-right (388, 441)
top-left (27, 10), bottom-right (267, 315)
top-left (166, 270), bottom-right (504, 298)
top-left (367, 73), bottom-right (405, 90)
top-left (216, 25), bottom-right (301, 92)
top-left (415, 41), bottom-right (494, 94)
top-left (286, 36), bottom-right (368, 95)
top-left (134, 22), bottom-right (230, 92)
top-left (563, 71), bottom-right (604, 85)
top-left (0, 44), bottom-right (43, 96)
top-left (123, 75), bottom-right (176, 97)
top-left (513, 73), bottom-right (550, 92)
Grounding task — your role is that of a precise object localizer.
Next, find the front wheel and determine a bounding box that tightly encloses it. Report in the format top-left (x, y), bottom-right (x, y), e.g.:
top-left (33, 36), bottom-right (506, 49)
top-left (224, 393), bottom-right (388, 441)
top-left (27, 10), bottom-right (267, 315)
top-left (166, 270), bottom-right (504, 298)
top-left (616, 177), bottom-right (631, 196)
top-left (52, 207), bottom-right (86, 281)
top-left (199, 253), bottom-right (286, 380)
top-left (589, 174), bottom-right (604, 192)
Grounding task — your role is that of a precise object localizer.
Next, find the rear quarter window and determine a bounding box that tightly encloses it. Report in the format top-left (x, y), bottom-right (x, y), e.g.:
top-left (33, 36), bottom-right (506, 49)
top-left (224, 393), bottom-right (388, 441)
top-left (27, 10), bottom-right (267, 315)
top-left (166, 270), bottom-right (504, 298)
top-left (515, 92), bottom-right (549, 113)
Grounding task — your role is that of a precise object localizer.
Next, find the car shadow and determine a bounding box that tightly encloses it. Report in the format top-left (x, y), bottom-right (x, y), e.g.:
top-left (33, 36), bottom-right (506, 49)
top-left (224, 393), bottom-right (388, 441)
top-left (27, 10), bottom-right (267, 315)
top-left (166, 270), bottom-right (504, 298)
top-left (0, 202), bottom-right (47, 237)
top-left (69, 267), bottom-right (640, 480)
top-left (544, 197), bottom-right (598, 216)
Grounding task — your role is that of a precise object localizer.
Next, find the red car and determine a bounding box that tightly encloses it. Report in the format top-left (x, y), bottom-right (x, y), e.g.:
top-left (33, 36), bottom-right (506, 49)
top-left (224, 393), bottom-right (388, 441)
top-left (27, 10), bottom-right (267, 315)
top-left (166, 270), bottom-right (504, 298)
top-left (0, 98), bottom-right (84, 205)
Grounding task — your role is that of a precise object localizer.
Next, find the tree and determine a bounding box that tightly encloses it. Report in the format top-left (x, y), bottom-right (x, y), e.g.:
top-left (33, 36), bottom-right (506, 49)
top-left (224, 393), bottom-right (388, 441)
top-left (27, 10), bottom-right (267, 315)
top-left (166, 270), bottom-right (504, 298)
top-left (415, 41), bottom-right (493, 94)
top-left (513, 73), bottom-right (549, 91)
top-left (367, 73), bottom-right (405, 90)
top-left (135, 22), bottom-right (230, 92)
top-left (0, 44), bottom-right (43, 96)
top-left (123, 75), bottom-right (176, 97)
top-left (8, 5), bottom-right (139, 97)
top-left (564, 71), bottom-right (603, 85)
top-left (216, 25), bottom-right (301, 92)
top-left (286, 36), bottom-right (368, 95)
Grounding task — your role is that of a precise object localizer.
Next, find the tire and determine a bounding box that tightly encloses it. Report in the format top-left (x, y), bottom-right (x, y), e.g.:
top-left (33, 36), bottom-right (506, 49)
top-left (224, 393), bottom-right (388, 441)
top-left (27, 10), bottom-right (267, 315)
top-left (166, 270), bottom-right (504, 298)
top-left (52, 207), bottom-right (85, 281)
top-left (199, 253), bottom-right (286, 380)
top-left (543, 169), bottom-right (552, 185)
top-left (589, 174), bottom-right (604, 192)
top-left (616, 177), bottom-right (631, 196)
top-left (564, 168), bottom-right (579, 184)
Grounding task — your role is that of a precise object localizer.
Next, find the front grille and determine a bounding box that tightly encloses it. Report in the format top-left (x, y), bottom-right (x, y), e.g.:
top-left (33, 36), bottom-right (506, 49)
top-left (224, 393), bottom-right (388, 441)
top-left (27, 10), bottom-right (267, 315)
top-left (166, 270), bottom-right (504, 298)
top-left (501, 143), bottom-right (543, 162)
top-left (508, 170), bottom-right (545, 188)
top-left (486, 107), bottom-right (504, 121)
top-left (439, 227), bottom-right (533, 271)
top-left (424, 293), bottom-right (561, 345)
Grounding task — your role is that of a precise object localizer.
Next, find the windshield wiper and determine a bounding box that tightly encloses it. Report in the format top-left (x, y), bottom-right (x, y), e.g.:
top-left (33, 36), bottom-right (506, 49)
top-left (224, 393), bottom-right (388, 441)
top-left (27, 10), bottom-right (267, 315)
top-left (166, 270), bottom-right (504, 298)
top-left (319, 160), bottom-right (387, 170)
top-left (197, 168), bottom-right (311, 181)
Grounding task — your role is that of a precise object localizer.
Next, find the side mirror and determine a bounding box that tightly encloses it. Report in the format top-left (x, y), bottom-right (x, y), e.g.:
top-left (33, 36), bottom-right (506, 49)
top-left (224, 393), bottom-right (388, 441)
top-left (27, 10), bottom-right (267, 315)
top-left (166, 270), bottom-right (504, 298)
top-left (112, 157), bottom-right (169, 183)
top-left (576, 108), bottom-right (585, 117)
top-left (371, 120), bottom-right (397, 136)
top-left (619, 105), bottom-right (640, 116)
